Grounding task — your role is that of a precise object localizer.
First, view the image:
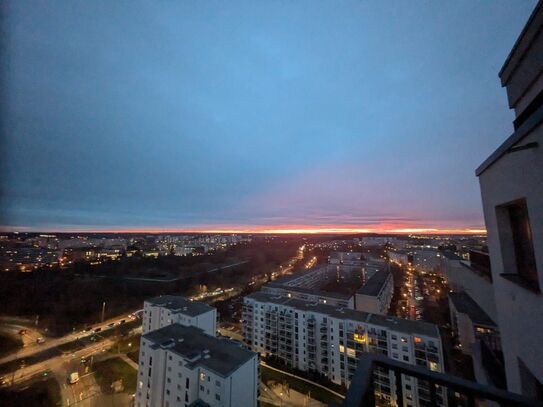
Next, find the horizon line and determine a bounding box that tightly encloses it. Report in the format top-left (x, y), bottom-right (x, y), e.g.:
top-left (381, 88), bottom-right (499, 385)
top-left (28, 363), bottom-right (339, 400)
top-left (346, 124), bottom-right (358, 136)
top-left (0, 224), bottom-right (487, 235)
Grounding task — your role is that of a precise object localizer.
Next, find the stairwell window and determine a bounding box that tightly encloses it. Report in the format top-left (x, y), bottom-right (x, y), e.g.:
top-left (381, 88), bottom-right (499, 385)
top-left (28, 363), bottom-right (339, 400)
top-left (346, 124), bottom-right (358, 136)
top-left (496, 198), bottom-right (539, 291)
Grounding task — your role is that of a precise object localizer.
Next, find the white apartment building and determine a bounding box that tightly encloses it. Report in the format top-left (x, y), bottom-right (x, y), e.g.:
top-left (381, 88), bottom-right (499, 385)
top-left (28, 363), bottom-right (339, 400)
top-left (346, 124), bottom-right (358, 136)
top-left (475, 1), bottom-right (543, 400)
top-left (243, 291), bottom-right (445, 406)
top-left (143, 296), bottom-right (217, 336)
top-left (135, 324), bottom-right (258, 407)
top-left (355, 270), bottom-right (394, 315)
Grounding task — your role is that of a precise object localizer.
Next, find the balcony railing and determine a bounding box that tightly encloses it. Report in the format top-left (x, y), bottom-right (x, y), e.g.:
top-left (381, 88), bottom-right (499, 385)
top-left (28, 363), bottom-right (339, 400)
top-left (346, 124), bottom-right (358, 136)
top-left (342, 353), bottom-right (542, 407)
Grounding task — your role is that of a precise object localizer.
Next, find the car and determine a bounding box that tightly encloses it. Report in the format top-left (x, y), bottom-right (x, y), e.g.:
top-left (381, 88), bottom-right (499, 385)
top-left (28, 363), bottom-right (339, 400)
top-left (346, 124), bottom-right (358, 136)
top-left (68, 372), bottom-right (79, 384)
top-left (83, 327), bottom-right (92, 332)
top-left (93, 327), bottom-right (102, 333)
top-left (107, 322), bottom-right (115, 328)
top-left (36, 337), bottom-right (45, 344)
top-left (80, 357), bottom-right (87, 364)
top-left (120, 319), bottom-right (126, 324)
top-left (18, 329), bottom-right (27, 335)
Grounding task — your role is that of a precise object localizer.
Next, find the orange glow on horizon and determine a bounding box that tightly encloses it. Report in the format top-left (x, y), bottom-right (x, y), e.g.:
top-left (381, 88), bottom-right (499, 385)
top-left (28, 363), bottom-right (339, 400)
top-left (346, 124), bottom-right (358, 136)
top-left (2, 223), bottom-right (486, 235)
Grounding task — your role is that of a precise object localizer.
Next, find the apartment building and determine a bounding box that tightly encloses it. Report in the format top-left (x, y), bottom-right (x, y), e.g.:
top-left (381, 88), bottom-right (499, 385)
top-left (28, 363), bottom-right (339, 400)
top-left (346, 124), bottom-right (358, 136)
top-left (243, 291), bottom-right (445, 406)
top-left (143, 295), bottom-right (217, 336)
top-left (262, 265), bottom-right (355, 308)
top-left (355, 270), bottom-right (394, 315)
top-left (135, 324), bottom-right (258, 407)
top-left (475, 0), bottom-right (543, 400)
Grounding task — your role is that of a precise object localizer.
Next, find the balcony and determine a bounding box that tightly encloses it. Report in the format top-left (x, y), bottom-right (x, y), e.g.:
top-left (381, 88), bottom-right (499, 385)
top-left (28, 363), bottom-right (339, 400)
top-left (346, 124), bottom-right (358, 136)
top-left (342, 353), bottom-right (542, 407)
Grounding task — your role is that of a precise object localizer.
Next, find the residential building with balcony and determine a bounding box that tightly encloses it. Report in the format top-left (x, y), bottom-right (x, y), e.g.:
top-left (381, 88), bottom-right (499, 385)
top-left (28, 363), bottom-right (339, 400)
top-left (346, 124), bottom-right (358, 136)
top-left (135, 324), bottom-right (258, 407)
top-left (243, 291), bottom-right (446, 406)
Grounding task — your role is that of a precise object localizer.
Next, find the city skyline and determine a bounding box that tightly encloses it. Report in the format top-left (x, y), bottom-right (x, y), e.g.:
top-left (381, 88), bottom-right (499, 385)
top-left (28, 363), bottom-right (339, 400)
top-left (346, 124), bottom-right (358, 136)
top-left (1, 1), bottom-right (536, 234)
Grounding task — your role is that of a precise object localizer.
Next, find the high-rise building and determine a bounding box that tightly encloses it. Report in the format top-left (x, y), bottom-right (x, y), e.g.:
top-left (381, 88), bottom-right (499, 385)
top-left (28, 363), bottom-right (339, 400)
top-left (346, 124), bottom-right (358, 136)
top-left (135, 324), bottom-right (259, 407)
top-left (475, 0), bottom-right (543, 400)
top-left (143, 295), bottom-right (217, 336)
top-left (243, 291), bottom-right (446, 406)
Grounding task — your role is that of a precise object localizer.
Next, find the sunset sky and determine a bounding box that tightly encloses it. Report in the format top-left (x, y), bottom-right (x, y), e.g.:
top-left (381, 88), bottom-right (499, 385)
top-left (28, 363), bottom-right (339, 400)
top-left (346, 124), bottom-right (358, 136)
top-left (1, 1), bottom-right (537, 234)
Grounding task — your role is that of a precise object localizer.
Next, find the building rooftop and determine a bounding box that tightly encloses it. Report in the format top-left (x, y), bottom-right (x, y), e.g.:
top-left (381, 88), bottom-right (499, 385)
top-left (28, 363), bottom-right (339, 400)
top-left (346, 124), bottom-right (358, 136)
top-left (356, 270), bottom-right (391, 296)
top-left (449, 292), bottom-right (496, 327)
top-left (329, 252), bottom-right (363, 261)
top-left (143, 324), bottom-right (255, 377)
top-left (145, 295), bottom-right (214, 317)
top-left (245, 291), bottom-right (440, 338)
top-left (441, 251), bottom-right (461, 261)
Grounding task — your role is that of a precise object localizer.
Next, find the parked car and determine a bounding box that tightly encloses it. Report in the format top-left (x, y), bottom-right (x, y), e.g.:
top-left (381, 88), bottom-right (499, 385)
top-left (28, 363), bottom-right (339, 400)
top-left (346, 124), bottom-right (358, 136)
top-left (68, 372), bottom-right (79, 384)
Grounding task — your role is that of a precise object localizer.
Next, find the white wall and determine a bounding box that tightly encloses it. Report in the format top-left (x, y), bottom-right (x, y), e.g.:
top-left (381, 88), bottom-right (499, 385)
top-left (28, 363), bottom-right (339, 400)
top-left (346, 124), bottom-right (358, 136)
top-left (479, 123), bottom-right (543, 395)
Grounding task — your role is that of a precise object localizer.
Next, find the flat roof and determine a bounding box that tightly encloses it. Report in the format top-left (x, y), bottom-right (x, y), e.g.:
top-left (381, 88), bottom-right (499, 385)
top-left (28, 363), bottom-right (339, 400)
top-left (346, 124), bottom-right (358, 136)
top-left (245, 291), bottom-right (440, 338)
top-left (356, 271), bottom-right (391, 296)
top-left (441, 251), bottom-right (461, 260)
top-left (143, 324), bottom-right (255, 377)
top-left (329, 252), bottom-right (363, 260)
top-left (449, 292), bottom-right (496, 327)
top-left (146, 295), bottom-right (214, 317)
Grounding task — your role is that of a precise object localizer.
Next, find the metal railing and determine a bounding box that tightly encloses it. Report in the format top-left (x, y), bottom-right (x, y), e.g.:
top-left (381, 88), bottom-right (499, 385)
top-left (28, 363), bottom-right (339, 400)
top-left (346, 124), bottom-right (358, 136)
top-left (342, 353), bottom-right (543, 407)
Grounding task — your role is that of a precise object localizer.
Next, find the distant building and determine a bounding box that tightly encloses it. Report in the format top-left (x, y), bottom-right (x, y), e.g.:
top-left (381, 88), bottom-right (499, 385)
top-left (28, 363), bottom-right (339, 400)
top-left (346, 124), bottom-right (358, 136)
top-left (355, 270), bottom-right (394, 315)
top-left (388, 249), bottom-right (410, 265)
top-left (143, 296), bottom-right (217, 336)
top-left (328, 251), bottom-right (363, 265)
top-left (262, 265), bottom-right (355, 308)
top-left (262, 261), bottom-right (388, 310)
top-left (475, 1), bottom-right (543, 399)
top-left (136, 324), bottom-right (258, 407)
top-left (242, 291), bottom-right (446, 406)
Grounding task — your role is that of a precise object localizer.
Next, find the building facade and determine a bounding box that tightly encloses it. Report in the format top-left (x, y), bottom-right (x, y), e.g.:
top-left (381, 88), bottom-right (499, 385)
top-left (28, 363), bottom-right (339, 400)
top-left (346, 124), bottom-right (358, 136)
top-left (476, 0), bottom-right (543, 400)
top-left (135, 324), bottom-right (258, 407)
top-left (243, 291), bottom-right (445, 406)
top-left (143, 295), bottom-right (217, 336)
top-left (355, 270), bottom-right (394, 315)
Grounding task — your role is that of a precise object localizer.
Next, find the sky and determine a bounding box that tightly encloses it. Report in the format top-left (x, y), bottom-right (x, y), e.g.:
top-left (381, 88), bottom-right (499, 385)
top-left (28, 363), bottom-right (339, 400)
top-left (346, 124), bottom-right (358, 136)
top-left (0, 1), bottom-right (537, 234)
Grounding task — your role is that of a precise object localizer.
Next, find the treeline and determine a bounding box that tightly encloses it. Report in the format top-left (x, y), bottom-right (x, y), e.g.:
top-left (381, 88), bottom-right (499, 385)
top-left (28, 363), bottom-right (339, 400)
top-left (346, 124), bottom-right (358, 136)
top-left (0, 239), bottom-right (301, 336)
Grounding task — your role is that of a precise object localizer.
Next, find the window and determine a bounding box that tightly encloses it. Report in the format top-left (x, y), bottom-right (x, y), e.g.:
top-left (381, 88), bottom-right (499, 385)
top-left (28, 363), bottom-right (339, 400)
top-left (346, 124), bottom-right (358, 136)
top-left (497, 199), bottom-right (539, 290)
top-left (215, 394), bottom-right (221, 401)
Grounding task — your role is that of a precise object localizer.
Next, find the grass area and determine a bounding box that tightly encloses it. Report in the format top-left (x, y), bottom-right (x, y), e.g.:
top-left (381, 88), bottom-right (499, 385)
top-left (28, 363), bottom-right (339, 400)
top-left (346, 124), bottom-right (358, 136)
top-left (260, 365), bottom-right (344, 406)
top-left (94, 357), bottom-right (137, 394)
top-left (0, 377), bottom-right (61, 407)
top-left (0, 333), bottom-right (23, 358)
top-left (109, 333), bottom-right (141, 355)
top-left (108, 332), bottom-right (140, 363)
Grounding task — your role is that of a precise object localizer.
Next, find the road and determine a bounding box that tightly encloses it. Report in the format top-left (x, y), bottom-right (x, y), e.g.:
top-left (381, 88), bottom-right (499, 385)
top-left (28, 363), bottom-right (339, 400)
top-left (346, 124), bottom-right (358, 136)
top-left (2, 329), bottom-right (139, 407)
top-left (3, 337), bottom-right (116, 387)
top-left (0, 318), bottom-right (42, 348)
top-left (0, 312), bottom-right (138, 366)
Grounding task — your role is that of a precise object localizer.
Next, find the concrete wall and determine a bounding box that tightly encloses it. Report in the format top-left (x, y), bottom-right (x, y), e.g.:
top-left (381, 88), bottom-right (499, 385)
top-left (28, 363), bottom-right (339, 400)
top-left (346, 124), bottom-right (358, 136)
top-left (479, 123), bottom-right (543, 395)
top-left (442, 259), bottom-right (497, 323)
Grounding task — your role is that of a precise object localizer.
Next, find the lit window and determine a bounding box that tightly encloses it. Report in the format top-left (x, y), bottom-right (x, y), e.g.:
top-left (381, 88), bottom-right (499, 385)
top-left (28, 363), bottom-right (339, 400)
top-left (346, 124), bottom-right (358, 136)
top-left (353, 333), bottom-right (365, 344)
